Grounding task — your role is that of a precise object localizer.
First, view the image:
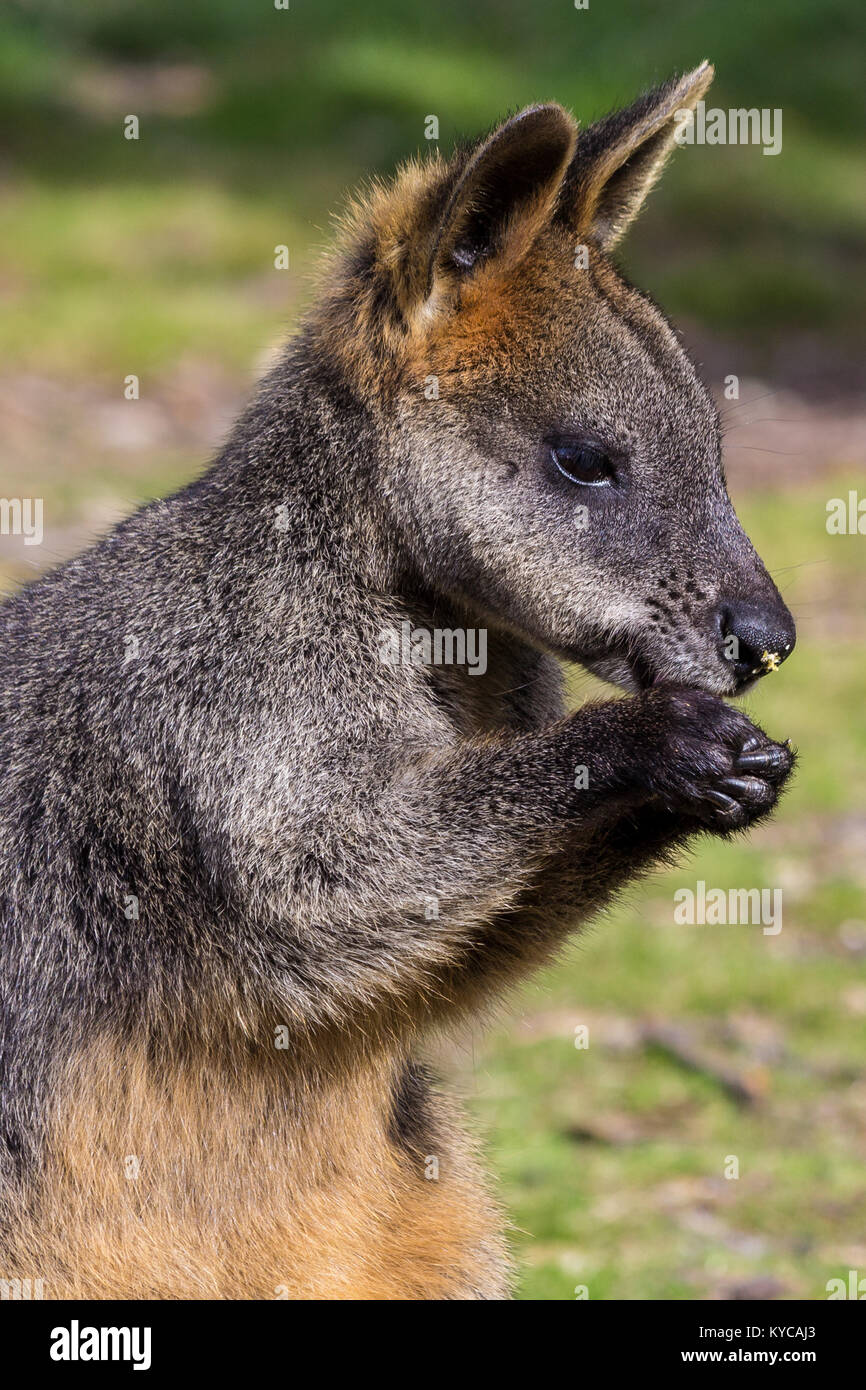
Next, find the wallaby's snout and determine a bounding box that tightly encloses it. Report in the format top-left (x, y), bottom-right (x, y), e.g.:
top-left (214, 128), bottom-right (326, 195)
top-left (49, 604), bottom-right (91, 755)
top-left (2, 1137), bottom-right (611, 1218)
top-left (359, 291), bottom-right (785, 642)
top-left (646, 496), bottom-right (798, 696)
top-left (622, 512), bottom-right (798, 698)
top-left (715, 595), bottom-right (796, 689)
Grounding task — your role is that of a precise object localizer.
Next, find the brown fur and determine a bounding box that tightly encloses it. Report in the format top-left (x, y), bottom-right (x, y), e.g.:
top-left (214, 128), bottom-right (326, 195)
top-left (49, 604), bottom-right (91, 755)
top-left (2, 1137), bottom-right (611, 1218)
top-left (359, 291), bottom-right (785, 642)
top-left (4, 1033), bottom-right (507, 1300)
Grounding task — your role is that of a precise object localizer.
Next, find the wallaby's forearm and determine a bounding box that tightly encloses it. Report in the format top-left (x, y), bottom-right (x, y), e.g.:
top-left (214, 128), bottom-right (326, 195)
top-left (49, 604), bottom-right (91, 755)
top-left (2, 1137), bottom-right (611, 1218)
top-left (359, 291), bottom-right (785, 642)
top-left (239, 700), bottom-right (643, 912)
top-left (212, 700), bottom-right (645, 1029)
top-left (484, 803), bottom-right (692, 946)
top-left (221, 690), bottom-right (792, 1033)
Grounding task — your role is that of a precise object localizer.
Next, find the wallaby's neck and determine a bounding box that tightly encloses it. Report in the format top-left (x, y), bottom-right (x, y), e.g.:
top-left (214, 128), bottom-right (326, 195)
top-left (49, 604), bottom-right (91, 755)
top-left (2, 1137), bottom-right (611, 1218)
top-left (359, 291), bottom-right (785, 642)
top-left (212, 332), bottom-right (400, 593)
top-left (208, 333), bottom-right (444, 623)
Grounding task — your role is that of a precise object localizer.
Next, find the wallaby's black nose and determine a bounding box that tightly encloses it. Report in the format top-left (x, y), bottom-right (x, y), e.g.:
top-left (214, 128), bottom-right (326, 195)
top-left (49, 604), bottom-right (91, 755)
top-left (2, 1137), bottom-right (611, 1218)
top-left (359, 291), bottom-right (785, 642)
top-left (716, 599), bottom-right (796, 684)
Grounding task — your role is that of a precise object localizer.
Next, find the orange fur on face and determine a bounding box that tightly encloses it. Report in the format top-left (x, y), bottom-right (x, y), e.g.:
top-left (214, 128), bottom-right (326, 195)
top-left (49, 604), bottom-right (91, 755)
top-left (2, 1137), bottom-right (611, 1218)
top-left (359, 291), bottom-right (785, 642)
top-left (0, 1034), bottom-right (508, 1300)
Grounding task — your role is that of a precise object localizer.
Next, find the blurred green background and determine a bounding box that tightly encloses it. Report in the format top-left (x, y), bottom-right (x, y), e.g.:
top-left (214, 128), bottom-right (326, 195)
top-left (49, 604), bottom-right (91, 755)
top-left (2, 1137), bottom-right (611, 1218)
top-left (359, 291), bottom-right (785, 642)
top-left (1, 0), bottom-right (864, 1300)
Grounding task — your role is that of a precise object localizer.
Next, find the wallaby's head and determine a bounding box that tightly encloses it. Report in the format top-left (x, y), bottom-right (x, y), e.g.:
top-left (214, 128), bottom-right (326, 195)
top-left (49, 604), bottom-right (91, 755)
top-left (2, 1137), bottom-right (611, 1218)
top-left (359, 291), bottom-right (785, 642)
top-left (318, 63), bottom-right (795, 696)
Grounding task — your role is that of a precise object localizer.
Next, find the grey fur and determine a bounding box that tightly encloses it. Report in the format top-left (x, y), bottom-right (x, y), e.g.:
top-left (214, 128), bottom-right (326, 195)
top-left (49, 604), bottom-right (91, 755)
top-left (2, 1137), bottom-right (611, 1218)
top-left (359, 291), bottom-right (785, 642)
top-left (0, 67), bottom-right (796, 1298)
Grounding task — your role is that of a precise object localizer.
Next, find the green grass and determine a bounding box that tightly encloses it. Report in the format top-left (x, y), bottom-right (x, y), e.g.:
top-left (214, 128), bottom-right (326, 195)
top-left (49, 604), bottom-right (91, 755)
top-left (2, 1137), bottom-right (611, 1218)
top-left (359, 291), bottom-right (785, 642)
top-left (0, 182), bottom-right (309, 377)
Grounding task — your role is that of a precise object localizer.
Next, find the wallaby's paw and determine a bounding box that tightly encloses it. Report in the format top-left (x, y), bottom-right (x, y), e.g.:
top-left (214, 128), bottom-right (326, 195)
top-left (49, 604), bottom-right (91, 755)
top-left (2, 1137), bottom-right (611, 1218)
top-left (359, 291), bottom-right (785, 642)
top-left (637, 687), bottom-right (795, 832)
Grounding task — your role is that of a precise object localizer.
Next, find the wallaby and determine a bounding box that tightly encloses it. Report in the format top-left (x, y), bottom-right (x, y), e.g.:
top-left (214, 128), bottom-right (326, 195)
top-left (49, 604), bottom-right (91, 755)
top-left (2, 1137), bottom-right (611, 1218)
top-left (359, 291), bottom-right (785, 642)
top-left (0, 62), bottom-right (796, 1300)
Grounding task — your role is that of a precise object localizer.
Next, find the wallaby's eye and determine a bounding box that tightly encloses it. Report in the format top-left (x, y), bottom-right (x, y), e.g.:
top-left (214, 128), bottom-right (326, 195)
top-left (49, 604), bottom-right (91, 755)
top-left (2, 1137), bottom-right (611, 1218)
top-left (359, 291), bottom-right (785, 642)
top-left (550, 441), bottom-right (614, 487)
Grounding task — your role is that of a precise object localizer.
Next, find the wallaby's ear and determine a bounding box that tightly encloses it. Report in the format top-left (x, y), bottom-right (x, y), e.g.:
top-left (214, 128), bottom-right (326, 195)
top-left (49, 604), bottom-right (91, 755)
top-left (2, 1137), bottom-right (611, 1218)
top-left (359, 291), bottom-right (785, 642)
top-left (428, 104), bottom-right (577, 292)
top-left (563, 62), bottom-right (714, 251)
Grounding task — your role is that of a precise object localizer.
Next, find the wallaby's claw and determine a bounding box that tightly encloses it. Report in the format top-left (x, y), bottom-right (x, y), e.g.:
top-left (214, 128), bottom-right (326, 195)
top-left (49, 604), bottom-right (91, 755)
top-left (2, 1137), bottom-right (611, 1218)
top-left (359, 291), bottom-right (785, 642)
top-left (720, 775), bottom-right (772, 801)
top-left (700, 788), bottom-right (744, 821)
top-left (694, 774), bottom-right (776, 827)
top-left (736, 744), bottom-right (791, 777)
